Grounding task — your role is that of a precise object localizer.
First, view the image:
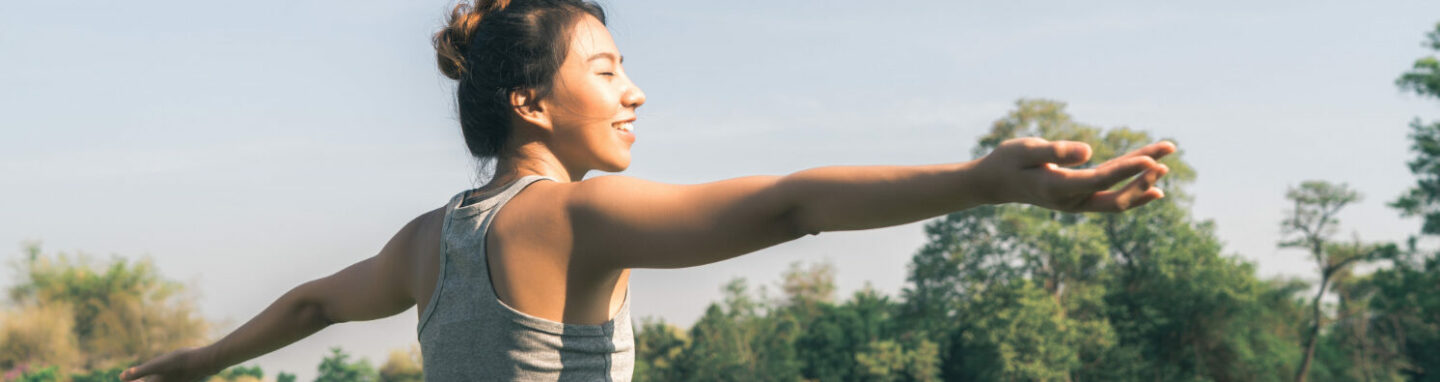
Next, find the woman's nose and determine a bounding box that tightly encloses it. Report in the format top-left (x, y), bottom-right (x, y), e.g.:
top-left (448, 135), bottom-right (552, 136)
top-left (623, 83), bottom-right (646, 109)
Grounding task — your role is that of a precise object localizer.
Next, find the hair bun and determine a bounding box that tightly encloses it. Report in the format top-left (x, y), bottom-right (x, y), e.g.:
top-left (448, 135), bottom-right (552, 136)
top-left (434, 0), bottom-right (512, 80)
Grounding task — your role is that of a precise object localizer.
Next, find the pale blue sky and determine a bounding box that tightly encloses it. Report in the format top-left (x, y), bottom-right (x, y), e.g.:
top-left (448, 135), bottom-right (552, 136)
top-left (4, 0), bottom-right (1438, 380)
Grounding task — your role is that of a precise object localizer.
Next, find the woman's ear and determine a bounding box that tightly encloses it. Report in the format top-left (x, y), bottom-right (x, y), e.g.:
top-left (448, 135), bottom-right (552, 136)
top-left (510, 88), bottom-right (552, 130)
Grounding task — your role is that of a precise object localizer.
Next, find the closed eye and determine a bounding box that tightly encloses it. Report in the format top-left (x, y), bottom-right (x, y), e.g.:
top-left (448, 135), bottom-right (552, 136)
top-left (599, 72), bottom-right (616, 77)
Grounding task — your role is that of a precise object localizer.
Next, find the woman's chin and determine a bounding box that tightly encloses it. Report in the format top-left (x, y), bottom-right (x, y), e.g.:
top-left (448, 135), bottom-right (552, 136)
top-left (599, 155), bottom-right (630, 172)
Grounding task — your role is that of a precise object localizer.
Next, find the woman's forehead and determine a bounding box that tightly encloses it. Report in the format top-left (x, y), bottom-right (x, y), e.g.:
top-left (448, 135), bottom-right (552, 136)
top-left (567, 15), bottom-right (618, 63)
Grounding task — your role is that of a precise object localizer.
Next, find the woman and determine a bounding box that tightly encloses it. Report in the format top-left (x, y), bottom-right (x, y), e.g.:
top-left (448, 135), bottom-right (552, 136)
top-left (120, 0), bottom-right (1174, 380)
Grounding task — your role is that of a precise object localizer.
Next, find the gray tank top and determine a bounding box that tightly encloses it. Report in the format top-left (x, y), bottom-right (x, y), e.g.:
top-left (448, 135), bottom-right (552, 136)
top-left (417, 175), bottom-right (634, 381)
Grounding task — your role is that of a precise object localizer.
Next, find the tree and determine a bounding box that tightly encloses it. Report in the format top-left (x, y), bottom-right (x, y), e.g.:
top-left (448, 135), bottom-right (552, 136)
top-left (214, 364), bottom-right (263, 381)
top-left (1280, 181), bottom-right (1359, 382)
top-left (12, 365), bottom-right (60, 382)
top-left (1373, 20), bottom-right (1440, 381)
top-left (669, 278), bottom-right (781, 381)
top-left (1, 241), bottom-right (210, 375)
top-left (903, 99), bottom-right (1311, 381)
top-left (633, 317), bottom-right (688, 382)
top-left (946, 280), bottom-right (1083, 381)
top-left (907, 99), bottom-right (1189, 380)
top-left (854, 339), bottom-right (940, 382)
top-left (778, 260), bottom-right (837, 322)
top-left (377, 344), bottom-right (423, 382)
top-left (314, 347), bottom-right (377, 382)
top-left (1391, 21), bottom-right (1440, 235)
top-left (1279, 181), bottom-right (1397, 382)
top-left (1367, 246), bottom-right (1440, 380)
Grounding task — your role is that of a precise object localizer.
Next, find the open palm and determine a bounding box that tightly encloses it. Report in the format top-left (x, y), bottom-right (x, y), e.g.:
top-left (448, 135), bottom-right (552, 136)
top-left (979, 137), bottom-right (1176, 212)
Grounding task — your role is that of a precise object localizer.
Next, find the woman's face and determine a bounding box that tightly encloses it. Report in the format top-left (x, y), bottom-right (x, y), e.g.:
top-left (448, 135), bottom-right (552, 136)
top-left (538, 14), bottom-right (646, 174)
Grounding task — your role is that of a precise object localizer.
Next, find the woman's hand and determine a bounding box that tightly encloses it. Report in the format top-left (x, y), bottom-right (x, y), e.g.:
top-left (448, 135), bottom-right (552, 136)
top-left (120, 347), bottom-right (217, 382)
top-left (976, 137), bottom-right (1176, 212)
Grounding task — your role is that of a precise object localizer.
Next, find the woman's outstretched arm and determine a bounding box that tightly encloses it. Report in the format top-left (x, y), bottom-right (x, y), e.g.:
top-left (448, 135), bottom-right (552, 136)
top-left (567, 138), bottom-right (1174, 270)
top-left (120, 210), bottom-right (437, 382)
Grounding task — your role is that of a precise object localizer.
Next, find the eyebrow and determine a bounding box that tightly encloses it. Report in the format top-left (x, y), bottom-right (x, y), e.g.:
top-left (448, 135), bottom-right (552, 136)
top-left (587, 52), bottom-right (623, 64)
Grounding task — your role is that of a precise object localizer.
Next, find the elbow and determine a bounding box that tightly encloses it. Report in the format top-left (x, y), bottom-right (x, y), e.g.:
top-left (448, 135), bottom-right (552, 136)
top-left (306, 300), bottom-right (338, 328)
top-left (781, 204), bottom-right (822, 238)
top-left (289, 282), bottom-right (339, 328)
top-left (774, 174), bottom-right (822, 237)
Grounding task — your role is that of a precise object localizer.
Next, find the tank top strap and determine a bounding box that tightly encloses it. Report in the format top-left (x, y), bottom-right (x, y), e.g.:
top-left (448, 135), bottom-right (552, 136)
top-left (449, 174), bottom-right (558, 219)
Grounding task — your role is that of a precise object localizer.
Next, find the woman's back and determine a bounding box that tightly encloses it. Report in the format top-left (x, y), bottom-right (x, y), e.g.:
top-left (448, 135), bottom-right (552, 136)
top-left (417, 174), bottom-right (633, 380)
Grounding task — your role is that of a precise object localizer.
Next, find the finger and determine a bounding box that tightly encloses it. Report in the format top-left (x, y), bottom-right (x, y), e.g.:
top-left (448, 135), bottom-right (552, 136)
top-left (1083, 186), bottom-right (1165, 213)
top-left (1082, 155), bottom-right (1157, 192)
top-left (1081, 165), bottom-right (1168, 212)
top-left (1114, 141), bottom-right (1177, 162)
top-left (121, 364), bottom-right (152, 381)
top-left (1016, 138), bottom-right (1092, 167)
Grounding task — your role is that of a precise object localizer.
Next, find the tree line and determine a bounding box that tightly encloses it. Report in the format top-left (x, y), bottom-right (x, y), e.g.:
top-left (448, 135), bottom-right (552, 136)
top-left (4, 21), bottom-right (1440, 382)
top-left (630, 22), bottom-right (1440, 381)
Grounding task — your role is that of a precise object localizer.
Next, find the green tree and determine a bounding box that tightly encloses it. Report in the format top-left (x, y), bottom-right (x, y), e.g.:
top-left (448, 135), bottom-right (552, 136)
top-left (904, 99), bottom-right (1309, 381)
top-left (669, 278), bottom-right (796, 381)
top-left (1280, 181), bottom-right (1396, 382)
top-left (1367, 245), bottom-right (1440, 380)
top-left (946, 280), bottom-right (1082, 381)
top-left (13, 365), bottom-right (60, 382)
top-left (1391, 21), bottom-right (1440, 236)
top-left (793, 286), bottom-right (903, 382)
top-left (277, 371), bottom-right (298, 382)
top-left (906, 99), bottom-right (1176, 380)
top-left (854, 339), bottom-right (941, 382)
top-left (315, 347), bottom-right (377, 382)
top-left (215, 364), bottom-right (263, 381)
top-left (1376, 20), bottom-right (1440, 381)
top-left (778, 261), bottom-right (837, 322)
top-left (1308, 271), bottom-right (1407, 382)
top-left (1, 241), bottom-right (209, 375)
top-left (633, 317), bottom-right (688, 382)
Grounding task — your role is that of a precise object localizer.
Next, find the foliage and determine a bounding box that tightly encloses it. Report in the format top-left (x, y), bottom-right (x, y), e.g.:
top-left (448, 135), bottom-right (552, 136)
top-left (0, 241), bottom-right (210, 376)
top-left (1278, 181), bottom-right (1395, 382)
top-left (69, 366), bottom-right (125, 382)
top-left (1369, 20), bottom-right (1440, 382)
top-left (1394, 22), bottom-right (1440, 235)
top-left (625, 99), bottom-right (1362, 381)
top-left (0, 301), bottom-right (79, 373)
top-left (633, 317), bottom-right (688, 382)
top-left (1367, 252), bottom-right (1440, 380)
top-left (378, 344), bottom-right (423, 382)
top-left (212, 364), bottom-right (263, 381)
top-left (11, 365), bottom-right (60, 382)
top-left (315, 347), bottom-right (378, 382)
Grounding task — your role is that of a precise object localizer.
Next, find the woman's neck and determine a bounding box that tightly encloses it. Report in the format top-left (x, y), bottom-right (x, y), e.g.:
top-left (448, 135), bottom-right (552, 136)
top-left (487, 152), bottom-right (586, 189)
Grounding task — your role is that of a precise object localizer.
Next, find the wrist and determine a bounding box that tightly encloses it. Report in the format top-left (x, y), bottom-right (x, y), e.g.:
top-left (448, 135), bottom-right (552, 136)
top-left (194, 344), bottom-right (227, 376)
top-left (966, 157), bottom-right (1010, 206)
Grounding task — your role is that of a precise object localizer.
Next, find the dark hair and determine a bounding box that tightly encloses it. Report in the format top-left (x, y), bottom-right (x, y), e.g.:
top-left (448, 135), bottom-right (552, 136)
top-left (434, 0), bottom-right (606, 169)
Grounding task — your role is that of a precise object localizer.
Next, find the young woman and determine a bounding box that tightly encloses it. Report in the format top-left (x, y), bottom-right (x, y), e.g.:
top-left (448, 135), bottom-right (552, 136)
top-left (120, 0), bottom-right (1174, 380)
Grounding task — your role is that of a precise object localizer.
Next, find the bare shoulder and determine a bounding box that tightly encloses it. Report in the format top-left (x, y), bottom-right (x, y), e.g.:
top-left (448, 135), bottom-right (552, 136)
top-left (559, 174), bottom-right (802, 269)
top-left (399, 205), bottom-right (448, 305)
top-left (488, 175), bottom-right (648, 270)
top-left (566, 174), bottom-right (670, 205)
top-left (392, 205), bottom-right (447, 254)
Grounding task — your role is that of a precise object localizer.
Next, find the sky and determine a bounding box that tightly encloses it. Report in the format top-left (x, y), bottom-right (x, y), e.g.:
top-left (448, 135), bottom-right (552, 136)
top-left (3, 0), bottom-right (1439, 380)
